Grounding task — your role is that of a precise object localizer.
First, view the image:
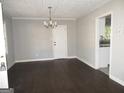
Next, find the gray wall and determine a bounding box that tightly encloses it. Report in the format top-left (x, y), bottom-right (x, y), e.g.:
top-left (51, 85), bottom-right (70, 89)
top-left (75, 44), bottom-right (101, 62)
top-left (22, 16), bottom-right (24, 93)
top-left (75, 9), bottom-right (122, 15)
top-left (77, 0), bottom-right (124, 85)
top-left (12, 19), bottom-right (77, 61)
top-left (3, 15), bottom-right (15, 69)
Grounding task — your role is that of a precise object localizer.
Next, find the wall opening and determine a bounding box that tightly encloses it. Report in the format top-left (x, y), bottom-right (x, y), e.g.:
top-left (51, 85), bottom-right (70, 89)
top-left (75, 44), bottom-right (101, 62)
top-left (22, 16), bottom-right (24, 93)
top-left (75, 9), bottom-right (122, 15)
top-left (96, 14), bottom-right (112, 76)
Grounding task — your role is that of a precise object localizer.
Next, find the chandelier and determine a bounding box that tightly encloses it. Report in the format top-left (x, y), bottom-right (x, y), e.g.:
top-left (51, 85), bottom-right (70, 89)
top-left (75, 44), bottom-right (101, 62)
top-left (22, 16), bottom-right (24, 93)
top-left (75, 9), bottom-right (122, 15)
top-left (43, 7), bottom-right (57, 28)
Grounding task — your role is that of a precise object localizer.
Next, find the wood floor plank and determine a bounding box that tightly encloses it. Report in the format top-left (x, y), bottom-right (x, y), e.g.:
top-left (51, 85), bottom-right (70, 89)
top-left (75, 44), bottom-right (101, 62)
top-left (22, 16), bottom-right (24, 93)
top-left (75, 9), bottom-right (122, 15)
top-left (8, 58), bottom-right (124, 93)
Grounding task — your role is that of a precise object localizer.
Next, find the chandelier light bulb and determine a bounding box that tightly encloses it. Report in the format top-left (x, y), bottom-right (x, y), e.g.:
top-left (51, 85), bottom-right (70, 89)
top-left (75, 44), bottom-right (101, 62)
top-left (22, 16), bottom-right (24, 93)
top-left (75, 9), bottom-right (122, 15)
top-left (49, 20), bottom-right (53, 25)
top-left (43, 21), bottom-right (47, 25)
top-left (54, 21), bottom-right (57, 26)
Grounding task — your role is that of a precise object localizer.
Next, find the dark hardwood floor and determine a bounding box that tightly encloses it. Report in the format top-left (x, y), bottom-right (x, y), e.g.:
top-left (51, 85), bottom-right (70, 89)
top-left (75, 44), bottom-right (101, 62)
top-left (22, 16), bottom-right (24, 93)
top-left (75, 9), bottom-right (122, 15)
top-left (8, 58), bottom-right (124, 93)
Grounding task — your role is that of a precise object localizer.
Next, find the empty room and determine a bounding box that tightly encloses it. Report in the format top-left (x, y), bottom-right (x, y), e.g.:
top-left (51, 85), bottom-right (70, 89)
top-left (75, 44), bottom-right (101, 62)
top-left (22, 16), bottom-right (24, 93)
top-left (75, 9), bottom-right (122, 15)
top-left (0, 0), bottom-right (124, 93)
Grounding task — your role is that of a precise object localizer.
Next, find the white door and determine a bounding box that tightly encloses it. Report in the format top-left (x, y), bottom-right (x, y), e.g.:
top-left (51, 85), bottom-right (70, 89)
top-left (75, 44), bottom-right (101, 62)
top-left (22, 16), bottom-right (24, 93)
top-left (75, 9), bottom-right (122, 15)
top-left (0, 3), bottom-right (9, 88)
top-left (52, 25), bottom-right (68, 58)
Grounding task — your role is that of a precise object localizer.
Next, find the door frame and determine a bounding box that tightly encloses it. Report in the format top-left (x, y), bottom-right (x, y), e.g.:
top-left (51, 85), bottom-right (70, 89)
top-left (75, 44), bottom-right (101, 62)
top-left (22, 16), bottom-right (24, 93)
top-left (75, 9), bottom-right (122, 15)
top-left (0, 2), bottom-right (9, 89)
top-left (95, 12), bottom-right (113, 76)
top-left (52, 25), bottom-right (68, 58)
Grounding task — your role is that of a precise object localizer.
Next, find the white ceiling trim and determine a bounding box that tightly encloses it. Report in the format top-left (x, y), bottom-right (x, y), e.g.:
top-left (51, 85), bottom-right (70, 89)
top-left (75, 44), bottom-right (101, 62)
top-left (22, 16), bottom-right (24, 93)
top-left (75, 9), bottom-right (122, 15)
top-left (12, 17), bottom-right (76, 21)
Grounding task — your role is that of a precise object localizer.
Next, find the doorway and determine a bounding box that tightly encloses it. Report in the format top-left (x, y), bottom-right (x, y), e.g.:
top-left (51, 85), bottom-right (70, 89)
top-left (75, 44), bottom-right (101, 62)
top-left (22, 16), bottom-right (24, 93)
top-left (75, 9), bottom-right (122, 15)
top-left (96, 13), bottom-right (112, 75)
top-left (52, 25), bottom-right (68, 58)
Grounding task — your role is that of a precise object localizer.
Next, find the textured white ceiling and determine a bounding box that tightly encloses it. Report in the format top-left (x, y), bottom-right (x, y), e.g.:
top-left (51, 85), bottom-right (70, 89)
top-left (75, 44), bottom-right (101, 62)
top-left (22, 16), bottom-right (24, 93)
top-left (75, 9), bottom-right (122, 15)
top-left (3, 0), bottom-right (112, 19)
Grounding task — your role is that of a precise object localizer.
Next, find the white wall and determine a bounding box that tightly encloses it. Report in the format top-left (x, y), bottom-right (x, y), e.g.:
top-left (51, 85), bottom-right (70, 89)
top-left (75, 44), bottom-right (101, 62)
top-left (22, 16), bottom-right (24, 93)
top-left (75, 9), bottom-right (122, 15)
top-left (99, 17), bottom-right (105, 37)
top-left (12, 19), bottom-right (77, 61)
top-left (3, 15), bottom-right (15, 69)
top-left (99, 47), bottom-right (110, 68)
top-left (57, 20), bottom-right (77, 56)
top-left (77, 13), bottom-right (95, 67)
top-left (77, 0), bottom-right (124, 85)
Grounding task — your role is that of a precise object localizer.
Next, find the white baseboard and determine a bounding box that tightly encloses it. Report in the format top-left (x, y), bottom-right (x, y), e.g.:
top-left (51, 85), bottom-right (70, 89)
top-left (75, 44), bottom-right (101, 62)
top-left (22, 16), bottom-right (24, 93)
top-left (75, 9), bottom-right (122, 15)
top-left (15, 56), bottom-right (77, 63)
top-left (76, 57), bottom-right (96, 69)
top-left (110, 74), bottom-right (124, 86)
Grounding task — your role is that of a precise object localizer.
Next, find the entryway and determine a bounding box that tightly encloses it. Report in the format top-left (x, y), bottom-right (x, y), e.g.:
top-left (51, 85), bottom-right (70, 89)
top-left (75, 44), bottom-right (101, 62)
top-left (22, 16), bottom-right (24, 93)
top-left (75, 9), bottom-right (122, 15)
top-left (96, 13), bottom-right (112, 75)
